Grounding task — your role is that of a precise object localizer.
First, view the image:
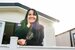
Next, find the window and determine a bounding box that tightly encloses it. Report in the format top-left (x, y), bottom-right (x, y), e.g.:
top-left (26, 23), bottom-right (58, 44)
top-left (2, 22), bottom-right (16, 44)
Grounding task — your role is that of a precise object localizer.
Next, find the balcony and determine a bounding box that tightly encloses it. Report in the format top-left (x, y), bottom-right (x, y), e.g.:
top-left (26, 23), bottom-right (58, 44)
top-left (0, 36), bottom-right (75, 50)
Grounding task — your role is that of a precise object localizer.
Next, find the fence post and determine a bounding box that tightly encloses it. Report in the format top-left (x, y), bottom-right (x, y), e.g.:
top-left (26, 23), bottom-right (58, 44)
top-left (10, 36), bottom-right (18, 48)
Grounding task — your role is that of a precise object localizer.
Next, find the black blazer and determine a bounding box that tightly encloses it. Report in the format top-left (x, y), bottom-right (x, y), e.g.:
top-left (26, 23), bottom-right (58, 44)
top-left (15, 23), bottom-right (44, 46)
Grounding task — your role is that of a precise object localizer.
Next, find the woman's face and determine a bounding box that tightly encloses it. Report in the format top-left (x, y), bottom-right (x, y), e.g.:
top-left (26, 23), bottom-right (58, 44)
top-left (27, 10), bottom-right (37, 24)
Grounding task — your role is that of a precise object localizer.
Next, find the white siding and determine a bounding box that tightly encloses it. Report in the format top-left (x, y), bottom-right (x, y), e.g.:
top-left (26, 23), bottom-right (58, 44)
top-left (39, 16), bottom-right (56, 46)
top-left (56, 32), bottom-right (71, 47)
top-left (0, 9), bottom-right (25, 23)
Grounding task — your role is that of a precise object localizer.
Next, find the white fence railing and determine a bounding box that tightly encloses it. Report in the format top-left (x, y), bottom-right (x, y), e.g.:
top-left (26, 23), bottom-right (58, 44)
top-left (0, 36), bottom-right (75, 50)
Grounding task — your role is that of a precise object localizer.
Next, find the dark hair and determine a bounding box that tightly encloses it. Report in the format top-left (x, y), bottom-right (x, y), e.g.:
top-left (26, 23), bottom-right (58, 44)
top-left (22, 9), bottom-right (43, 31)
top-left (25, 9), bottom-right (38, 24)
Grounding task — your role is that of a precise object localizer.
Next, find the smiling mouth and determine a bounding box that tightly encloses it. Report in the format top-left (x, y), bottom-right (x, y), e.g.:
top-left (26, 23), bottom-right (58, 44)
top-left (29, 17), bottom-right (35, 20)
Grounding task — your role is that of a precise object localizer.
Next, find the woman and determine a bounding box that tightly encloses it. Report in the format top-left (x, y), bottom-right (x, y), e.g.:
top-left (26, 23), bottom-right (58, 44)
top-left (15, 9), bottom-right (44, 46)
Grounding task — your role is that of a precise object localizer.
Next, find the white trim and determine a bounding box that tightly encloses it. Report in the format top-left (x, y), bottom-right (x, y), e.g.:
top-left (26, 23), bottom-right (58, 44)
top-left (0, 21), bottom-right (5, 45)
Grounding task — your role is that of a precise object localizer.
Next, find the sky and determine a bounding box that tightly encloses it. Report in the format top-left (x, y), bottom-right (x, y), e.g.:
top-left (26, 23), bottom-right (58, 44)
top-left (0, 0), bottom-right (75, 35)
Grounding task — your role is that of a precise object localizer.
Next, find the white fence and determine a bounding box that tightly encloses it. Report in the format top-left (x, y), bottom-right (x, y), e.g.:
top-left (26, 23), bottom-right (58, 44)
top-left (0, 36), bottom-right (75, 50)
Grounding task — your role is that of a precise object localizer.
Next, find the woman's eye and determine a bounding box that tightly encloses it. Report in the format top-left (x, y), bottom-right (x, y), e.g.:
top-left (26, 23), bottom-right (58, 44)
top-left (29, 14), bottom-right (31, 15)
top-left (29, 14), bottom-right (36, 16)
top-left (33, 14), bottom-right (36, 15)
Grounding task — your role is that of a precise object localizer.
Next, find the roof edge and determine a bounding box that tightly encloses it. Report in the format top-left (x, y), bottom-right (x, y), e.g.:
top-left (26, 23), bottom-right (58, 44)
top-left (0, 2), bottom-right (59, 22)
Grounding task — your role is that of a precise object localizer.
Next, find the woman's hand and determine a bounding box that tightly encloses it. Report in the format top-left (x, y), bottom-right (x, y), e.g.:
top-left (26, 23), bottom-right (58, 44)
top-left (18, 39), bottom-right (26, 46)
top-left (27, 22), bottom-right (31, 28)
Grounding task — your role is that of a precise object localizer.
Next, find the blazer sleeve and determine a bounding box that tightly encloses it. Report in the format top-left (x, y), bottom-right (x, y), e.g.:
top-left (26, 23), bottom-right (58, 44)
top-left (38, 25), bottom-right (44, 43)
top-left (15, 23), bottom-right (29, 39)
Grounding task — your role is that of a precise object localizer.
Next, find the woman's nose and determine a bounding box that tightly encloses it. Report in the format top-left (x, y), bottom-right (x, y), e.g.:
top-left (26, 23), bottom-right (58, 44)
top-left (30, 15), bottom-right (34, 17)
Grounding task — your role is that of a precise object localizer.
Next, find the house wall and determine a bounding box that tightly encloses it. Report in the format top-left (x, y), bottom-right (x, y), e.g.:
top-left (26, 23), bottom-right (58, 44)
top-left (56, 28), bottom-right (75, 47)
top-left (39, 16), bottom-right (56, 46)
top-left (55, 32), bottom-right (71, 47)
top-left (0, 8), bottom-right (56, 46)
top-left (0, 8), bottom-right (25, 23)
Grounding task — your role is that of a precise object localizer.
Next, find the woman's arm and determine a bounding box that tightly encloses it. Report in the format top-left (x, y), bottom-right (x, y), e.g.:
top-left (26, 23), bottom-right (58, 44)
top-left (37, 25), bottom-right (44, 45)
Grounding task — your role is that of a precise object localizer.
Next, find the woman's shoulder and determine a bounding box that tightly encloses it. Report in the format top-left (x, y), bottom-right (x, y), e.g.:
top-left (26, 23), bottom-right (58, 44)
top-left (39, 24), bottom-right (44, 28)
top-left (38, 24), bottom-right (44, 30)
top-left (20, 20), bottom-right (26, 24)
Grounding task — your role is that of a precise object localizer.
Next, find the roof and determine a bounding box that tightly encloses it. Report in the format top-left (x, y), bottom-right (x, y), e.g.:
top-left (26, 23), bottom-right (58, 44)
top-left (0, 3), bottom-right (59, 22)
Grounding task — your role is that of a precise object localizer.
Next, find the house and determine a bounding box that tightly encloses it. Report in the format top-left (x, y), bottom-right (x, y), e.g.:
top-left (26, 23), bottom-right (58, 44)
top-left (0, 2), bottom-right (75, 50)
top-left (0, 3), bottom-right (59, 47)
top-left (55, 28), bottom-right (75, 47)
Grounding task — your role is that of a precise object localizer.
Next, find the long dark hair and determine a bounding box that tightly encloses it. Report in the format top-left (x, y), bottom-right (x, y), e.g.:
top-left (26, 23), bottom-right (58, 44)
top-left (23, 9), bottom-right (42, 31)
top-left (25, 9), bottom-right (38, 24)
